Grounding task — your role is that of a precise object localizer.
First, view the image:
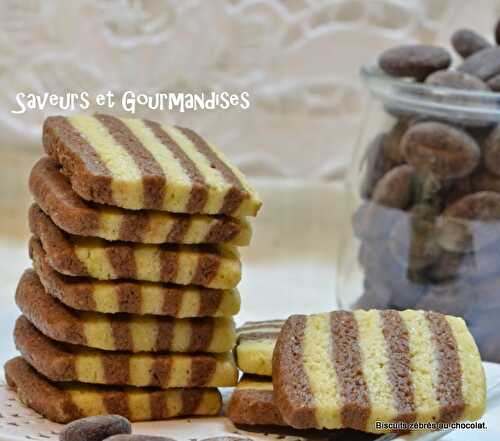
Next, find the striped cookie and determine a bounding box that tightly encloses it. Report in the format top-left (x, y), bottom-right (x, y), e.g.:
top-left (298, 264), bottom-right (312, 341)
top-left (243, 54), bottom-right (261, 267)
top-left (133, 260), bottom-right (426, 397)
top-left (15, 316), bottom-right (237, 388)
top-left (236, 320), bottom-right (284, 376)
top-left (16, 270), bottom-right (236, 353)
top-left (43, 115), bottom-right (262, 216)
top-left (5, 357), bottom-right (222, 423)
top-left (29, 204), bottom-right (241, 289)
top-left (30, 238), bottom-right (240, 317)
top-left (226, 375), bottom-right (285, 426)
top-left (30, 157), bottom-right (252, 246)
top-left (273, 310), bottom-right (486, 433)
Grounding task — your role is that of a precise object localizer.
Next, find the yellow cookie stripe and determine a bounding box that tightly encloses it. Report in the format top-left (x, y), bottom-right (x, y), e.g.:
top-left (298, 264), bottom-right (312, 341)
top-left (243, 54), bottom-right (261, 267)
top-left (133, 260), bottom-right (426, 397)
top-left (128, 390), bottom-right (152, 421)
top-left (68, 389), bottom-right (108, 416)
top-left (68, 116), bottom-right (143, 209)
top-left (236, 339), bottom-right (276, 376)
top-left (446, 316), bottom-right (486, 421)
top-left (400, 310), bottom-right (440, 424)
top-left (302, 313), bottom-right (342, 429)
top-left (354, 310), bottom-right (396, 432)
top-left (74, 240), bottom-right (116, 279)
top-left (121, 118), bottom-right (192, 212)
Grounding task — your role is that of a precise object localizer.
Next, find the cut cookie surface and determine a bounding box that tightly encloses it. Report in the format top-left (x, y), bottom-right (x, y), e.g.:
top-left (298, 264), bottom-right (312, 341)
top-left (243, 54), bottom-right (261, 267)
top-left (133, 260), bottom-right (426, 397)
top-left (30, 238), bottom-right (240, 317)
top-left (43, 115), bottom-right (261, 216)
top-left (4, 357), bottom-right (222, 423)
top-left (30, 157), bottom-right (251, 246)
top-left (29, 204), bottom-right (241, 289)
top-left (16, 270), bottom-right (236, 353)
top-left (236, 320), bottom-right (284, 376)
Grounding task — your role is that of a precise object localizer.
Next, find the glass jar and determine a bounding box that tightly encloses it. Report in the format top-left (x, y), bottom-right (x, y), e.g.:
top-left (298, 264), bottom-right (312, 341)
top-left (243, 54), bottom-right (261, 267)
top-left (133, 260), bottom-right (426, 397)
top-left (337, 65), bottom-right (500, 363)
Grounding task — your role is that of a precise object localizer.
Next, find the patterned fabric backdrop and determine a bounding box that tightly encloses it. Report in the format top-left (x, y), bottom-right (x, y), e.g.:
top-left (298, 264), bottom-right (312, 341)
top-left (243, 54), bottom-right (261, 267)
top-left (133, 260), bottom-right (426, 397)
top-left (0, 0), bottom-right (499, 179)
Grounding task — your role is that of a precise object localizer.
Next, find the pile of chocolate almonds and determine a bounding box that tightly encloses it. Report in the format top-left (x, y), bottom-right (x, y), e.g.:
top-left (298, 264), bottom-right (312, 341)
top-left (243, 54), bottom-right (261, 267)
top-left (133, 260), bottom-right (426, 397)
top-left (354, 20), bottom-right (500, 362)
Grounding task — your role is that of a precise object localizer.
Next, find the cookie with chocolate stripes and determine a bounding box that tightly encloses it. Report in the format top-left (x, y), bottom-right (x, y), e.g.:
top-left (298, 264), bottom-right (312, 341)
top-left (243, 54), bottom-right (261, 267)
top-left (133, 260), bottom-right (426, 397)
top-left (29, 204), bottom-right (241, 289)
top-left (273, 310), bottom-right (486, 433)
top-left (16, 270), bottom-right (236, 353)
top-left (226, 375), bottom-right (286, 426)
top-left (43, 115), bottom-right (261, 216)
top-left (4, 357), bottom-right (222, 423)
top-left (236, 320), bottom-right (284, 376)
top-left (30, 238), bottom-right (240, 317)
top-left (15, 316), bottom-right (237, 388)
top-left (30, 157), bottom-right (252, 246)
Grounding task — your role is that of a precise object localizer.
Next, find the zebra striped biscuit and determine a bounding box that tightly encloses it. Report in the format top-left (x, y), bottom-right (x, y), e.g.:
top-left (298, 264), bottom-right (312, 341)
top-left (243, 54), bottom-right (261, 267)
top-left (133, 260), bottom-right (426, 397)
top-left (15, 316), bottom-right (238, 388)
top-left (30, 157), bottom-right (252, 246)
top-left (43, 115), bottom-right (261, 216)
top-left (226, 375), bottom-right (286, 426)
top-left (16, 270), bottom-right (236, 353)
top-left (273, 310), bottom-right (486, 433)
top-left (4, 357), bottom-right (222, 423)
top-left (30, 238), bottom-right (240, 317)
top-left (236, 320), bottom-right (284, 376)
top-left (29, 204), bottom-right (241, 289)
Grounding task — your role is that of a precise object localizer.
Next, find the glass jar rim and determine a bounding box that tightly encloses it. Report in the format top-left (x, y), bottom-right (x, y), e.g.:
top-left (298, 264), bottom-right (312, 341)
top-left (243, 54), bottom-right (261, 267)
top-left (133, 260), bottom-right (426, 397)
top-left (360, 64), bottom-right (500, 123)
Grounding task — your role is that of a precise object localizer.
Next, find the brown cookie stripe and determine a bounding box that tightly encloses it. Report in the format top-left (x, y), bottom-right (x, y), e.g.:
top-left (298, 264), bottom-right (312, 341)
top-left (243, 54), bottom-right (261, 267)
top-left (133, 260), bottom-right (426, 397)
top-left (272, 310), bottom-right (486, 433)
top-left (14, 316), bottom-right (237, 388)
top-left (4, 357), bottom-right (222, 423)
top-left (29, 157), bottom-right (251, 246)
top-left (380, 310), bottom-right (416, 424)
top-left (226, 375), bottom-right (286, 426)
top-left (235, 320), bottom-right (284, 376)
top-left (29, 238), bottom-right (240, 317)
top-left (16, 270), bottom-right (236, 353)
top-left (43, 115), bottom-right (262, 216)
top-left (29, 204), bottom-right (241, 289)
top-left (425, 311), bottom-right (465, 423)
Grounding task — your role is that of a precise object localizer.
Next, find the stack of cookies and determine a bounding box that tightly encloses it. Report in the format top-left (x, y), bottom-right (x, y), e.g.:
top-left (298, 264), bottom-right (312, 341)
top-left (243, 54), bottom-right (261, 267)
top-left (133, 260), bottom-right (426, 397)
top-left (4, 114), bottom-right (262, 423)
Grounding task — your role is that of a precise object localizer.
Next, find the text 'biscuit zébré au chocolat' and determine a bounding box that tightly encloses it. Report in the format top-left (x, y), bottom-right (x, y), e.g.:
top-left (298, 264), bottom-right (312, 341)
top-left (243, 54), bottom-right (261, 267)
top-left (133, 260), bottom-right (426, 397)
top-left (29, 204), bottom-right (241, 289)
top-left (236, 320), bottom-right (284, 376)
top-left (226, 375), bottom-right (286, 426)
top-left (4, 357), bottom-right (222, 423)
top-left (30, 157), bottom-right (252, 246)
top-left (16, 270), bottom-right (236, 353)
top-left (43, 115), bottom-right (261, 216)
top-left (272, 310), bottom-right (486, 433)
top-left (30, 237), bottom-right (240, 317)
top-left (14, 316), bottom-right (237, 388)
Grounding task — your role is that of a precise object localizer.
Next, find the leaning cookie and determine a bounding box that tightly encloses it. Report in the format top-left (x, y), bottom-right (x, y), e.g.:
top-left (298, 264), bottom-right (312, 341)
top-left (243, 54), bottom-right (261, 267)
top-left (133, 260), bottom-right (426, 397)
top-left (272, 310), bottom-right (486, 433)
top-left (30, 238), bottom-right (240, 317)
top-left (4, 357), bottom-right (222, 423)
top-left (29, 204), bottom-right (241, 289)
top-left (235, 320), bottom-right (284, 376)
top-left (30, 157), bottom-right (252, 246)
top-left (43, 115), bottom-right (261, 216)
top-left (15, 316), bottom-right (238, 388)
top-left (16, 270), bottom-right (235, 353)
top-left (226, 375), bottom-right (285, 426)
